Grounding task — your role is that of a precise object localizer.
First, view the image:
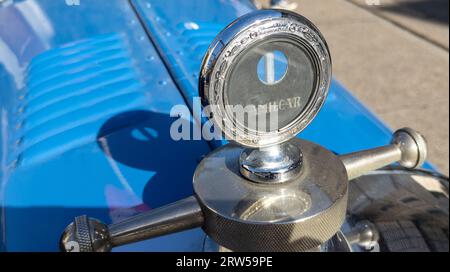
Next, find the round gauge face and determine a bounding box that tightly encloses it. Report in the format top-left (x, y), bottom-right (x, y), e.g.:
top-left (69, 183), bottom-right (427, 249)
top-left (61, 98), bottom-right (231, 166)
top-left (199, 10), bottom-right (332, 148)
top-left (225, 37), bottom-right (317, 132)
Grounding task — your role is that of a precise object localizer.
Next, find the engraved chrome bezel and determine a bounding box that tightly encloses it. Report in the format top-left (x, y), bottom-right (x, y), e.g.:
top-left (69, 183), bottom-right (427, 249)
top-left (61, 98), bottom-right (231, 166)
top-left (199, 10), bottom-right (332, 148)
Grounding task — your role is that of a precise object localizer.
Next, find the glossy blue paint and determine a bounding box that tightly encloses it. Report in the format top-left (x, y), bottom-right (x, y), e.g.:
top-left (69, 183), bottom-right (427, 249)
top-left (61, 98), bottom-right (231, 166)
top-left (0, 0), bottom-right (210, 251)
top-left (0, 0), bottom-right (434, 252)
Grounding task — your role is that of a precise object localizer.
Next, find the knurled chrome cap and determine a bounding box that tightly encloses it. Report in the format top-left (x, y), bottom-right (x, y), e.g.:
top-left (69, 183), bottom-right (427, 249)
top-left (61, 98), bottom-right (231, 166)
top-left (392, 127), bottom-right (428, 168)
top-left (193, 139), bottom-right (348, 251)
top-left (60, 215), bottom-right (111, 252)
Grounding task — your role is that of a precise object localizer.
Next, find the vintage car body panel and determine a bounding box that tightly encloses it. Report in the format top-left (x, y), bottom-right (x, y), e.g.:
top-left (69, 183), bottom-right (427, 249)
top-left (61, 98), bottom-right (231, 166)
top-left (0, 0), bottom-right (434, 251)
top-left (0, 0), bottom-right (210, 252)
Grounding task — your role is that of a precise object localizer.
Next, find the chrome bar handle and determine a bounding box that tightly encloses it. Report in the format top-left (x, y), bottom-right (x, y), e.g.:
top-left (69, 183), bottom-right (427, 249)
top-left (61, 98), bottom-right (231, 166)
top-left (60, 128), bottom-right (427, 252)
top-left (340, 128), bottom-right (428, 180)
top-left (60, 196), bottom-right (203, 252)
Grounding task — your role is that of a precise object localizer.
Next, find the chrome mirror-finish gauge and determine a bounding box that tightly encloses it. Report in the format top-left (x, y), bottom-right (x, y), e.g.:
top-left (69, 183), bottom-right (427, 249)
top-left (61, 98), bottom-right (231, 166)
top-left (194, 9), bottom-right (342, 251)
top-left (199, 9), bottom-right (332, 148)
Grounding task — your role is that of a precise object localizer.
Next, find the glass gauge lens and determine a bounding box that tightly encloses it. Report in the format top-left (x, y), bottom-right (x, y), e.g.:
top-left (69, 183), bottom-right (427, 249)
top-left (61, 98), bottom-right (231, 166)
top-left (199, 9), bottom-right (332, 147)
top-left (225, 38), bottom-right (316, 132)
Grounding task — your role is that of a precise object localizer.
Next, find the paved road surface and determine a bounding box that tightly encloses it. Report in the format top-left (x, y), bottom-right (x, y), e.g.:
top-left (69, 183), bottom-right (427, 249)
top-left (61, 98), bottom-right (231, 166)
top-left (290, 0), bottom-right (449, 175)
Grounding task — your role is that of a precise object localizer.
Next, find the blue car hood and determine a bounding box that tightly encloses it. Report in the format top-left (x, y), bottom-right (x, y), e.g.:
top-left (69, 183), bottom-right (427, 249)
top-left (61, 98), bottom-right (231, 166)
top-left (0, 0), bottom-right (399, 251)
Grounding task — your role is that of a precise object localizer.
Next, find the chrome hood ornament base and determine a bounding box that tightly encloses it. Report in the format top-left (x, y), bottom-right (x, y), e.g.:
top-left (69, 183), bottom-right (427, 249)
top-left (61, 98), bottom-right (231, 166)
top-left (194, 138), bottom-right (348, 251)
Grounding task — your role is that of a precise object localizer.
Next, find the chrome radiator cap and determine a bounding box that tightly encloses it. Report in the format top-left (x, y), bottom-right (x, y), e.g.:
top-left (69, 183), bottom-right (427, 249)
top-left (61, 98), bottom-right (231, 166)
top-left (193, 138), bottom-right (348, 251)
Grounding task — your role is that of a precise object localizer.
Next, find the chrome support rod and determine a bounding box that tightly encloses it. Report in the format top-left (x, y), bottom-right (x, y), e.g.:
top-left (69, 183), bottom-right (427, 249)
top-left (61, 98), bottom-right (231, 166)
top-left (60, 196), bottom-right (203, 252)
top-left (340, 145), bottom-right (401, 180)
top-left (340, 128), bottom-right (427, 180)
top-left (109, 196), bottom-right (203, 247)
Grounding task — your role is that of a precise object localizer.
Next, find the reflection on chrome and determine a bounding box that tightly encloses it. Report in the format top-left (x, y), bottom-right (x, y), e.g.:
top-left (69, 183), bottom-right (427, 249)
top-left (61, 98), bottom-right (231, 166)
top-left (234, 190), bottom-right (312, 222)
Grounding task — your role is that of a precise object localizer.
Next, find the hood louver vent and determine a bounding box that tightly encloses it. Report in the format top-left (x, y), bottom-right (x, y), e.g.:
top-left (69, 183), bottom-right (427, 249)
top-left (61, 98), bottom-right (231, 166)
top-left (14, 33), bottom-right (148, 166)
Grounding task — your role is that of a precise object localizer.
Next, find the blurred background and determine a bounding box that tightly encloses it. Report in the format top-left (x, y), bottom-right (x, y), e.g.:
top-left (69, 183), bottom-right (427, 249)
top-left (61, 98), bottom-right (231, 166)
top-left (257, 0), bottom-right (449, 175)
